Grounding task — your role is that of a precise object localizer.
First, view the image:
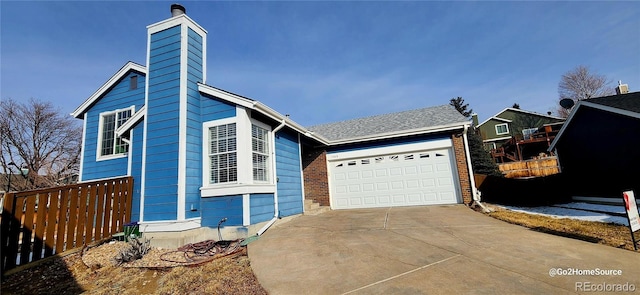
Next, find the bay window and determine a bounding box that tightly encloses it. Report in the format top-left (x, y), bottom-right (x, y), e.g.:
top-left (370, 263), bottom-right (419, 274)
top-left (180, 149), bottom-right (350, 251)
top-left (202, 115), bottom-right (274, 195)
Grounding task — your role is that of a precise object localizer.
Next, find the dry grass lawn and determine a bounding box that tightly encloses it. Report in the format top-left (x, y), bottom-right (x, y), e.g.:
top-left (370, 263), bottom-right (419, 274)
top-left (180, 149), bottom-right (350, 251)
top-left (485, 204), bottom-right (637, 251)
top-left (1, 243), bottom-right (267, 295)
top-left (3, 206), bottom-right (637, 294)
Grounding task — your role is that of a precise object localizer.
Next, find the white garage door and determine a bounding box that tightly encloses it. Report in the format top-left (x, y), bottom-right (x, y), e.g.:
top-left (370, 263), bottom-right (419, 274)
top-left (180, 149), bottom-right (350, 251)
top-left (329, 147), bottom-right (460, 209)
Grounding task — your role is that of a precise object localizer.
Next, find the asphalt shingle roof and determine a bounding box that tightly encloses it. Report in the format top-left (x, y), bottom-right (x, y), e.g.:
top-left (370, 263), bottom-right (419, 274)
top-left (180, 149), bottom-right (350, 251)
top-left (586, 91), bottom-right (640, 113)
top-left (307, 104), bottom-right (469, 142)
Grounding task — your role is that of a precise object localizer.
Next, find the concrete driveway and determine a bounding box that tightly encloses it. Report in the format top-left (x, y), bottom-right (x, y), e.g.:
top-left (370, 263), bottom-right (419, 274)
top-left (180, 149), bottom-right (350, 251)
top-left (249, 205), bottom-right (640, 294)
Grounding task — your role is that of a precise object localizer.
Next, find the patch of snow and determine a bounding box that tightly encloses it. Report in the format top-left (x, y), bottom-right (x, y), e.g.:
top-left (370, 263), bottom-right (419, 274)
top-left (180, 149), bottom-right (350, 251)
top-left (554, 202), bottom-right (625, 215)
top-left (500, 203), bottom-right (629, 226)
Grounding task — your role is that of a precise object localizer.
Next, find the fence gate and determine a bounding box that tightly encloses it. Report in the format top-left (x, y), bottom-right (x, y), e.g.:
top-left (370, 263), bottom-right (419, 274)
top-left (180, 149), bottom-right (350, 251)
top-left (1, 176), bottom-right (133, 274)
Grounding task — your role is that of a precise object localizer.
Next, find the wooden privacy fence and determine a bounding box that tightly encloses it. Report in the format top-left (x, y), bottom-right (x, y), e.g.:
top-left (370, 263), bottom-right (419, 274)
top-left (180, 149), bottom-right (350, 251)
top-left (498, 157), bottom-right (560, 178)
top-left (1, 176), bottom-right (133, 274)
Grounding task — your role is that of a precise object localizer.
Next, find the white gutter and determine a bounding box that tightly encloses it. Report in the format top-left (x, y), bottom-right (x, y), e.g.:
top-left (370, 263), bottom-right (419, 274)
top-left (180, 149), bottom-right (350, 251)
top-left (257, 119), bottom-right (287, 236)
top-left (462, 125), bottom-right (491, 213)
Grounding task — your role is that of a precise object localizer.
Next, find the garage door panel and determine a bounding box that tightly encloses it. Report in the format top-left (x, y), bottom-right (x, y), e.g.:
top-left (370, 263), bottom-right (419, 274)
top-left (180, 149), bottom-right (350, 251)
top-left (392, 195), bottom-right (405, 204)
top-left (422, 179), bottom-right (435, 188)
top-left (330, 147), bottom-right (460, 209)
top-left (438, 177), bottom-right (453, 186)
top-left (420, 165), bottom-right (433, 173)
top-left (376, 183), bottom-right (389, 190)
top-left (362, 170), bottom-right (374, 178)
top-left (390, 167), bottom-right (403, 176)
top-left (405, 166), bottom-right (418, 174)
top-left (391, 181), bottom-right (403, 190)
top-left (425, 192), bottom-right (437, 201)
top-left (406, 180), bottom-right (419, 188)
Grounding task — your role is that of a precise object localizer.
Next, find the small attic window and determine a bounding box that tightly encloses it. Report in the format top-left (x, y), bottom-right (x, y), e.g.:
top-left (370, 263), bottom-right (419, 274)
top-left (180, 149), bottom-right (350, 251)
top-left (129, 75), bottom-right (138, 90)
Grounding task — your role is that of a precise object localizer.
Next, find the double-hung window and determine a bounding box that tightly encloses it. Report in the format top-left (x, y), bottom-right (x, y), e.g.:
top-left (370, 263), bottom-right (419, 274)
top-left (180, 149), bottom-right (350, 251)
top-left (99, 108), bottom-right (132, 159)
top-left (252, 124), bottom-right (269, 182)
top-left (202, 115), bottom-right (273, 196)
top-left (208, 123), bottom-right (237, 184)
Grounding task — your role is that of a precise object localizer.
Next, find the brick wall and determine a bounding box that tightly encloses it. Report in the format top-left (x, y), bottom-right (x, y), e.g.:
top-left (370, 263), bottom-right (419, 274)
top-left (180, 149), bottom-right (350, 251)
top-left (452, 133), bottom-right (473, 205)
top-left (301, 147), bottom-right (330, 206)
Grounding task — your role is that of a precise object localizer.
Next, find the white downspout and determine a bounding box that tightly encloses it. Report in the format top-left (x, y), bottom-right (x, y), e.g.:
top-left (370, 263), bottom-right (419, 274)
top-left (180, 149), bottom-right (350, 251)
top-left (257, 119), bottom-right (287, 236)
top-left (463, 125), bottom-right (491, 213)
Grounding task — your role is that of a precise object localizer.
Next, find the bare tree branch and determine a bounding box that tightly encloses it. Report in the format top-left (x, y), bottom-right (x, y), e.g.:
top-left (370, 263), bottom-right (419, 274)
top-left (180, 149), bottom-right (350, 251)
top-left (557, 65), bottom-right (614, 117)
top-left (1, 98), bottom-right (82, 191)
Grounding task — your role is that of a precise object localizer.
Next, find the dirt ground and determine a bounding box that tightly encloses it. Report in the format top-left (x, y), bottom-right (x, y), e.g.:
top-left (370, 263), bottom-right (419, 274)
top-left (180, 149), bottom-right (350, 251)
top-left (2, 207), bottom-right (637, 294)
top-left (1, 240), bottom-right (267, 295)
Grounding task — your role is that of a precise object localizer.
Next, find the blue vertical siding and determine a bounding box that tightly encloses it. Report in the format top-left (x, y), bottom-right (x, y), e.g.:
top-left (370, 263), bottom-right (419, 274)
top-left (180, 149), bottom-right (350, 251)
top-left (185, 28), bottom-right (204, 219)
top-left (275, 128), bottom-right (303, 217)
top-left (144, 25), bottom-right (182, 221)
top-left (250, 193), bottom-right (275, 224)
top-left (81, 71), bottom-right (145, 181)
top-left (201, 195), bottom-right (243, 227)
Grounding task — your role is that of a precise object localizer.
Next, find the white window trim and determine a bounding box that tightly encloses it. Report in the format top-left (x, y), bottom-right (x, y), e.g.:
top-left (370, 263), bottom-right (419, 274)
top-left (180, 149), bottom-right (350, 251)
top-left (201, 108), bottom-right (275, 197)
top-left (495, 123), bottom-right (509, 135)
top-left (251, 120), bottom-right (272, 184)
top-left (96, 106), bottom-right (135, 161)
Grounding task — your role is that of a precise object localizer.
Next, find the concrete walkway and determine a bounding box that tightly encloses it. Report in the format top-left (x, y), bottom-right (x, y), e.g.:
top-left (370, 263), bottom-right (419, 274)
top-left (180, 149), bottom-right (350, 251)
top-left (249, 205), bottom-right (640, 294)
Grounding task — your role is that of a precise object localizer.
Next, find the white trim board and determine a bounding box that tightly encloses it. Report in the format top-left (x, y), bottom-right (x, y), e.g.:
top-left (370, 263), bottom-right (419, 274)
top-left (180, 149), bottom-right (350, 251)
top-left (72, 62), bottom-right (146, 119)
top-left (549, 101), bottom-right (640, 151)
top-left (140, 218), bottom-right (202, 232)
top-left (326, 138), bottom-right (453, 162)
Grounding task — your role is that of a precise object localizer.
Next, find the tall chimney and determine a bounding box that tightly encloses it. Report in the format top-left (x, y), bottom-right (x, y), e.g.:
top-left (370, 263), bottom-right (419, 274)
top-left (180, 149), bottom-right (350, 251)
top-left (616, 80), bottom-right (629, 95)
top-left (171, 3), bottom-right (186, 17)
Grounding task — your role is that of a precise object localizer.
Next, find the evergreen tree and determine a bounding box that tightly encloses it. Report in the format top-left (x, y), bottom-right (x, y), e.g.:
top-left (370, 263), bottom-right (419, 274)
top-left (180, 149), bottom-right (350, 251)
top-left (448, 96), bottom-right (502, 176)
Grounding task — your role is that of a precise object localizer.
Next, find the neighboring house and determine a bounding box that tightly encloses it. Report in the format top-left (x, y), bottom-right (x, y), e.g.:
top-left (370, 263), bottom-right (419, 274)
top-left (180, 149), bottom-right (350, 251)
top-left (474, 108), bottom-right (564, 162)
top-left (71, 5), bottom-right (476, 241)
top-left (549, 91), bottom-right (640, 201)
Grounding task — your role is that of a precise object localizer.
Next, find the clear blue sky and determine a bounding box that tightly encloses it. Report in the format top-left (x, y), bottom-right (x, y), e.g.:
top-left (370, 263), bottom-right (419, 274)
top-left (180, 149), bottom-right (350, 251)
top-left (1, 1), bottom-right (638, 126)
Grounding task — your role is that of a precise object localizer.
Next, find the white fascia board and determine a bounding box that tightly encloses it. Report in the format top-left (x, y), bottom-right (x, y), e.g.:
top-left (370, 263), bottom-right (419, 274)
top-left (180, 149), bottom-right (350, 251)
top-left (503, 107), bottom-right (565, 120)
top-left (326, 137), bottom-right (453, 161)
top-left (482, 136), bottom-right (512, 143)
top-left (198, 83), bottom-right (256, 108)
top-left (71, 62), bottom-right (146, 119)
top-left (477, 116), bottom-right (512, 127)
top-left (580, 101), bottom-right (640, 120)
top-left (253, 102), bottom-right (331, 144)
top-left (198, 83), bottom-right (331, 145)
top-left (147, 14), bottom-right (207, 36)
top-left (548, 101), bottom-right (640, 151)
top-left (477, 108), bottom-right (564, 128)
top-left (327, 122), bottom-right (469, 146)
top-left (115, 105), bottom-right (146, 137)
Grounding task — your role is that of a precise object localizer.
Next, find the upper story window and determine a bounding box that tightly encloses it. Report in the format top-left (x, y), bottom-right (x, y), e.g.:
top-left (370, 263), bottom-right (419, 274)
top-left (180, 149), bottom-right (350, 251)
top-left (495, 123), bottom-right (509, 135)
top-left (98, 107), bottom-right (133, 159)
top-left (208, 123), bottom-right (237, 184)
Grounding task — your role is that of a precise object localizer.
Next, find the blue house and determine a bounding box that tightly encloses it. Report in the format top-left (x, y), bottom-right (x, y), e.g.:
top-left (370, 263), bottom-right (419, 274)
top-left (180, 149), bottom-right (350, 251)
top-left (72, 5), bottom-right (478, 244)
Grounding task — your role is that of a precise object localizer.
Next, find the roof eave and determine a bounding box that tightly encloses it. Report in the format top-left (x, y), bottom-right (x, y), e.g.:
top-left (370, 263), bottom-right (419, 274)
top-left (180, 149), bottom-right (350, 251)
top-left (548, 101), bottom-right (640, 151)
top-left (327, 121), bottom-right (470, 146)
top-left (198, 83), bottom-right (330, 145)
top-left (71, 62), bottom-right (147, 119)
